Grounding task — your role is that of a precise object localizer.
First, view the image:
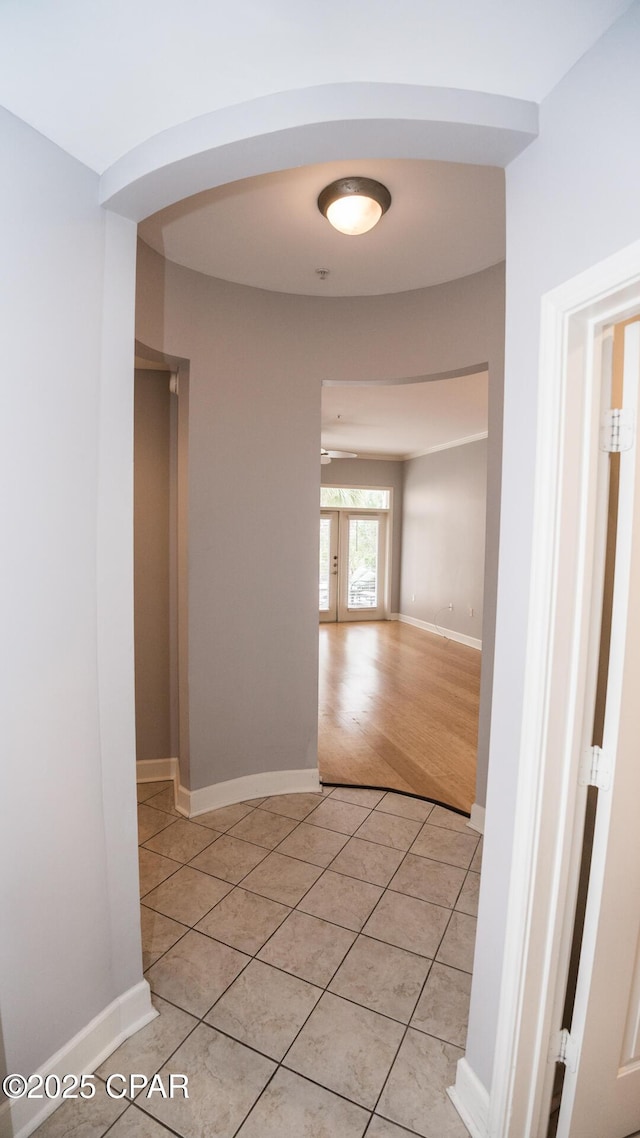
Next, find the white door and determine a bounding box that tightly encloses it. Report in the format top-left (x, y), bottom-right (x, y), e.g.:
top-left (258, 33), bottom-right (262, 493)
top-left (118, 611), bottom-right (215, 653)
top-left (319, 510), bottom-right (388, 622)
top-left (319, 511), bottom-right (339, 622)
top-left (557, 322), bottom-right (640, 1138)
top-left (338, 511), bottom-right (387, 622)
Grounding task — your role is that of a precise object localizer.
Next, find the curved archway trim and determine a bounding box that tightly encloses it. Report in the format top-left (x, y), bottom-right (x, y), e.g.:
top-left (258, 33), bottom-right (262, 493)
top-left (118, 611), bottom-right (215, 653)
top-left (100, 81), bottom-right (537, 220)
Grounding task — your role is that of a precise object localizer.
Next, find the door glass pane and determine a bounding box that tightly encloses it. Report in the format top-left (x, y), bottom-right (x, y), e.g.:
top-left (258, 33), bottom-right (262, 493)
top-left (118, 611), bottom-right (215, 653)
top-left (319, 517), bottom-right (331, 611)
top-left (348, 517), bottom-right (378, 609)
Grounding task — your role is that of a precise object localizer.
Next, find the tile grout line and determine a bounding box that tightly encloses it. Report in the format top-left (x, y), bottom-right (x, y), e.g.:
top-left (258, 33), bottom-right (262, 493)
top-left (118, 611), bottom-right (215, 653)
top-left (141, 788), bottom-right (479, 878)
top-left (142, 904), bottom-right (469, 1092)
top-left (143, 871), bottom-right (475, 1041)
top-left (142, 840), bottom-right (469, 1027)
top-left (142, 789), bottom-right (477, 985)
top-left (37, 785), bottom-right (475, 1137)
top-left (135, 783), bottom-right (476, 1138)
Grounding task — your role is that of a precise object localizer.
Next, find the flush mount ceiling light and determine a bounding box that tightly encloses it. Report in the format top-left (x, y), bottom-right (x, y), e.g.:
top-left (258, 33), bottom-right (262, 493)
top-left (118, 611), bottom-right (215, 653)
top-left (318, 177), bottom-right (391, 236)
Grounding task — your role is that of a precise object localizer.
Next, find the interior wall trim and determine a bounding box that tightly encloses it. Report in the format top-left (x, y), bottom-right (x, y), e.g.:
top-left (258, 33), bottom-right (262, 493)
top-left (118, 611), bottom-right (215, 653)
top-left (448, 1056), bottom-right (490, 1138)
top-left (480, 236), bottom-right (640, 1137)
top-left (99, 84), bottom-right (538, 220)
top-left (136, 757), bottom-right (179, 784)
top-left (468, 803), bottom-right (486, 835)
top-left (178, 767), bottom-right (322, 819)
top-left (391, 613), bottom-right (482, 650)
top-left (407, 430), bottom-right (488, 460)
top-left (0, 981), bottom-right (156, 1138)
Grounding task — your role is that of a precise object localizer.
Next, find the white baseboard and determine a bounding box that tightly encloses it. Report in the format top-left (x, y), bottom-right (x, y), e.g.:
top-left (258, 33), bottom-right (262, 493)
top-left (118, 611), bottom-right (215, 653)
top-left (137, 762), bottom-right (322, 821)
top-left (448, 1057), bottom-right (490, 1138)
top-left (391, 613), bottom-right (482, 651)
top-left (468, 803), bottom-right (485, 835)
top-left (184, 768), bottom-right (321, 818)
top-left (0, 981), bottom-right (157, 1138)
top-left (135, 757), bottom-right (179, 783)
top-left (175, 781), bottom-right (191, 817)
top-left (137, 757), bottom-right (188, 815)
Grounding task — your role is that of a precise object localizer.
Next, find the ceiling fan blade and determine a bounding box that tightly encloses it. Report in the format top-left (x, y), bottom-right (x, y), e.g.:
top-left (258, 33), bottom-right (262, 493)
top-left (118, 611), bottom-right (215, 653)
top-left (325, 449), bottom-right (358, 459)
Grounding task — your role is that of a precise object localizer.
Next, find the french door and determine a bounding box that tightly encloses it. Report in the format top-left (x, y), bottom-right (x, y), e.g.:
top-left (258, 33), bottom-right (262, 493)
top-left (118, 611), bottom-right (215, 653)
top-left (319, 510), bottom-right (387, 622)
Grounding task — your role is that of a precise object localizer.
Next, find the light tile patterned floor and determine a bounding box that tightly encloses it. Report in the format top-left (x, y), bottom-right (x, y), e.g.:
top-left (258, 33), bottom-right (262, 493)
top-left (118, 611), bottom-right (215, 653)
top-left (34, 783), bottom-right (481, 1138)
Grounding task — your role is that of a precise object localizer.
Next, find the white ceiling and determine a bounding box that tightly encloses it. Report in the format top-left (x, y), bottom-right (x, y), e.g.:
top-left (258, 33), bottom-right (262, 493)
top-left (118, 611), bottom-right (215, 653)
top-left (0, 1), bottom-right (625, 455)
top-left (139, 159), bottom-right (505, 297)
top-left (0, 1), bottom-right (631, 174)
top-left (321, 372), bottom-right (488, 459)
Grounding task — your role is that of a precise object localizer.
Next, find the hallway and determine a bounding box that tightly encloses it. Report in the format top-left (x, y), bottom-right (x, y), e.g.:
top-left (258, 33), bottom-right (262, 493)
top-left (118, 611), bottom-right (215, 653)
top-left (35, 781), bottom-right (479, 1137)
top-left (319, 622), bottom-right (481, 813)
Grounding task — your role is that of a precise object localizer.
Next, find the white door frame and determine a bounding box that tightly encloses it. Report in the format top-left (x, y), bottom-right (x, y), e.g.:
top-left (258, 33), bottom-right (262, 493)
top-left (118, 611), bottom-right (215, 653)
top-left (555, 320), bottom-right (640, 1138)
top-left (452, 237), bottom-right (640, 1138)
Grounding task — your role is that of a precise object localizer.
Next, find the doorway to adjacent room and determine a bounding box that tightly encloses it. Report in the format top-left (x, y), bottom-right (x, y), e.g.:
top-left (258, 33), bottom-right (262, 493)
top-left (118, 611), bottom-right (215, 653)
top-left (319, 487), bottom-right (390, 623)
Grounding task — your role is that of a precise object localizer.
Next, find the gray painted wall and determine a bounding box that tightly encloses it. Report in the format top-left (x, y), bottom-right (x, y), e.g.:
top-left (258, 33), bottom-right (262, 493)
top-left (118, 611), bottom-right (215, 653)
top-left (468, 0), bottom-right (640, 1093)
top-left (321, 457), bottom-right (404, 614)
top-left (400, 440), bottom-right (487, 640)
top-left (136, 243), bottom-right (504, 797)
top-left (2, 3), bottom-right (636, 1104)
top-left (0, 107), bottom-right (141, 1078)
top-left (134, 369), bottom-right (177, 761)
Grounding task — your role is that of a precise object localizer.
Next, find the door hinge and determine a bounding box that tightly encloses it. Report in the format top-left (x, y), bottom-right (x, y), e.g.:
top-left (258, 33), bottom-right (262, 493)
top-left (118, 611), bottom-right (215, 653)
top-left (551, 1028), bottom-right (579, 1071)
top-left (578, 745), bottom-right (612, 790)
top-left (600, 408), bottom-right (635, 452)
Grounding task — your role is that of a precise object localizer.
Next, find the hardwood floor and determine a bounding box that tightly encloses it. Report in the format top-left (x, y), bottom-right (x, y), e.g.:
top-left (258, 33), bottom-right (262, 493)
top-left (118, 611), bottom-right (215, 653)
top-left (318, 620), bottom-right (480, 813)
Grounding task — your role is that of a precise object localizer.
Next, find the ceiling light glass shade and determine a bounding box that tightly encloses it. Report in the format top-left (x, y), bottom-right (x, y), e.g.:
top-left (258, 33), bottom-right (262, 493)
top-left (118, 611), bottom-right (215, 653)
top-left (326, 195), bottom-right (382, 235)
top-left (318, 177), bottom-right (391, 236)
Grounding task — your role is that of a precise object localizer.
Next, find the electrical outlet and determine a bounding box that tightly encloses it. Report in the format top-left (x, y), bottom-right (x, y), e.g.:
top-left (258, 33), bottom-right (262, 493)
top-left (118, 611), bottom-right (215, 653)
top-left (448, 602), bottom-right (453, 611)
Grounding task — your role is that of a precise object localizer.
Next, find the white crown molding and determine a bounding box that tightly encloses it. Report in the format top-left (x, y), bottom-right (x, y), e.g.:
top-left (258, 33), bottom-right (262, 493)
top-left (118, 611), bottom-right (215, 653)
top-left (406, 431), bottom-right (488, 460)
top-left (322, 433), bottom-right (488, 463)
top-left (347, 453), bottom-right (406, 462)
